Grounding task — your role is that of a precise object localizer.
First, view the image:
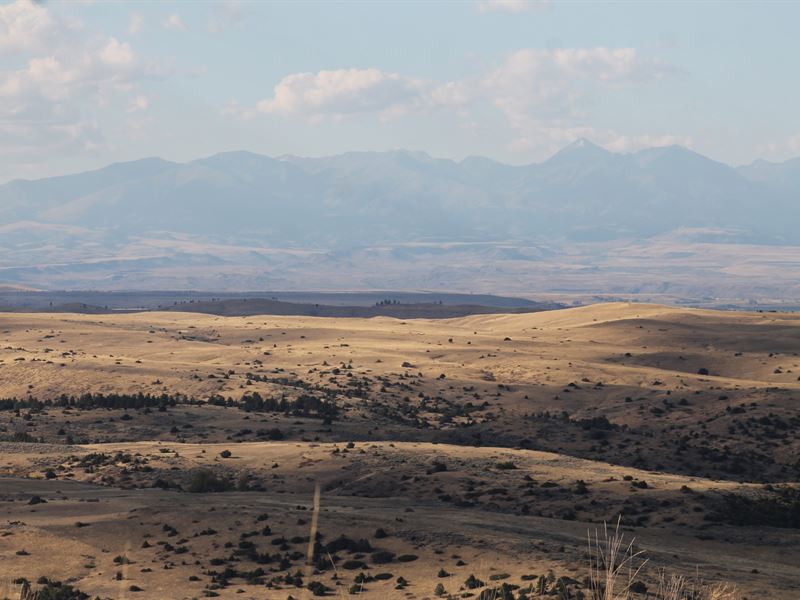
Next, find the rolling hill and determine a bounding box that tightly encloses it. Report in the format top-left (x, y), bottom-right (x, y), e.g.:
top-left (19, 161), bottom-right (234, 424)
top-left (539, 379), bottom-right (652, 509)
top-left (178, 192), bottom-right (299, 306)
top-left (1, 302), bottom-right (798, 598)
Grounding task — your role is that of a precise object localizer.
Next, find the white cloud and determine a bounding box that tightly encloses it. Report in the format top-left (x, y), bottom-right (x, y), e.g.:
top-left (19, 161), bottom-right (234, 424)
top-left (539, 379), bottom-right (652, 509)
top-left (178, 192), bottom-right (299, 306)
top-left (128, 12), bottom-right (144, 35)
top-left (0, 1), bottom-right (172, 178)
top-left (0, 42), bottom-right (153, 121)
top-left (476, 0), bottom-right (552, 14)
top-left (485, 47), bottom-right (670, 120)
top-left (249, 47), bottom-right (670, 128)
top-left (241, 47), bottom-right (677, 160)
top-left (0, 0), bottom-right (56, 54)
top-left (163, 14), bottom-right (187, 32)
top-left (255, 68), bottom-right (462, 120)
top-left (99, 37), bottom-right (135, 68)
top-left (256, 68), bottom-right (421, 116)
top-left (482, 47), bottom-right (674, 156)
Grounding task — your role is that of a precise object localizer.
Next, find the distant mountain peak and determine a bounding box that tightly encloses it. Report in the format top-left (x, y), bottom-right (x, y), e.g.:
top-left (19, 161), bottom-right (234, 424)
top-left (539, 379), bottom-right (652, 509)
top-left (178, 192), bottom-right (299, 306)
top-left (546, 137), bottom-right (612, 165)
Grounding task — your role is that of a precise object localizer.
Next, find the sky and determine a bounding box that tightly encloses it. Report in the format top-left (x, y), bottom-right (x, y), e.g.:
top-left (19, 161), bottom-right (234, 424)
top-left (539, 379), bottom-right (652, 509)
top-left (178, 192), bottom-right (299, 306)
top-left (1, 0), bottom-right (799, 181)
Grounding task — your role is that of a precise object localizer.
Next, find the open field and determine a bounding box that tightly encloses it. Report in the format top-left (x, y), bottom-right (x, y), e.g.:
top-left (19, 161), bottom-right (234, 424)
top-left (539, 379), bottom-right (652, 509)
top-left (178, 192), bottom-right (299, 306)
top-left (0, 303), bottom-right (798, 598)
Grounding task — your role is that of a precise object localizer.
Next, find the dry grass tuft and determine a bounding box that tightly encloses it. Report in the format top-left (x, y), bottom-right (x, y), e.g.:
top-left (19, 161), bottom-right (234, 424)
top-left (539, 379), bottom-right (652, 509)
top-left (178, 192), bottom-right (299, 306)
top-left (656, 572), bottom-right (740, 600)
top-left (587, 516), bottom-right (647, 600)
top-left (588, 518), bottom-right (740, 600)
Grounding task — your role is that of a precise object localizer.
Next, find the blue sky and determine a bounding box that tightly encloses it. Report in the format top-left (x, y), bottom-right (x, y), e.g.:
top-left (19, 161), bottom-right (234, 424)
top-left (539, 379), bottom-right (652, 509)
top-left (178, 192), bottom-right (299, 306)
top-left (1, 0), bottom-right (799, 181)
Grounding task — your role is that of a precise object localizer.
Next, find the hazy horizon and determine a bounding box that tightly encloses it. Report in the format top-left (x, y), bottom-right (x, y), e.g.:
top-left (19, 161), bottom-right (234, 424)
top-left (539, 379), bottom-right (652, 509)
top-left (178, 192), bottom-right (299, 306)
top-left (1, 135), bottom-right (798, 302)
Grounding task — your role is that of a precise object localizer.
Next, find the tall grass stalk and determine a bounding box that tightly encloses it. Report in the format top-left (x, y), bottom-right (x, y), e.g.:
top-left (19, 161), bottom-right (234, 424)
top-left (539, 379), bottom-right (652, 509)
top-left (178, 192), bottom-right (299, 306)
top-left (587, 517), bottom-right (647, 600)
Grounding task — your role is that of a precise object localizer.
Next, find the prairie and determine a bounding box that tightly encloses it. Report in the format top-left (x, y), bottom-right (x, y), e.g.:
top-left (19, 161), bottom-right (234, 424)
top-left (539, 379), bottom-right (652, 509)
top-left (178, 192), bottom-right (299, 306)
top-left (0, 303), bottom-right (798, 598)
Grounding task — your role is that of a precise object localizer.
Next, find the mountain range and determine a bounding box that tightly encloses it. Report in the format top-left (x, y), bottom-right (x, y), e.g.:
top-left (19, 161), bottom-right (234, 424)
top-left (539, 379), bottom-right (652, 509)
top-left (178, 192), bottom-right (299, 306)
top-left (0, 140), bottom-right (798, 299)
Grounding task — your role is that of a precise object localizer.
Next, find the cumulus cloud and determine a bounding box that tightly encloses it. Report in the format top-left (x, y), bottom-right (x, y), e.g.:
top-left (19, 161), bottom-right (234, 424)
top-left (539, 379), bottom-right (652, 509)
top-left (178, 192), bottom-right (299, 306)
top-left (255, 68), bottom-right (465, 120)
top-left (0, 0), bottom-right (57, 54)
top-left (256, 68), bottom-right (423, 117)
top-left (238, 46), bottom-right (678, 159)
top-left (99, 37), bottom-right (136, 68)
top-left (476, 0), bottom-right (552, 14)
top-left (0, 35), bottom-right (155, 118)
top-left (247, 48), bottom-right (671, 127)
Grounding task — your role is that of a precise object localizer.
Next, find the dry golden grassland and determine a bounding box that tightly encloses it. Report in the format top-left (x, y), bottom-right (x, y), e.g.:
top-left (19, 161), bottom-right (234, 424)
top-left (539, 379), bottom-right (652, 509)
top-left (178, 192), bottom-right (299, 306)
top-left (0, 304), bottom-right (798, 599)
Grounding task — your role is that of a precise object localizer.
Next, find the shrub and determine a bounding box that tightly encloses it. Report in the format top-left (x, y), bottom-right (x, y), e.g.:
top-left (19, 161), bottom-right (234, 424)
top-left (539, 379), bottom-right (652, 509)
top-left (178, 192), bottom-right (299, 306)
top-left (187, 470), bottom-right (233, 493)
top-left (396, 554), bottom-right (418, 562)
top-left (17, 578), bottom-right (90, 600)
top-left (307, 581), bottom-right (331, 596)
top-left (708, 487), bottom-right (800, 528)
top-left (371, 551), bottom-right (395, 564)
